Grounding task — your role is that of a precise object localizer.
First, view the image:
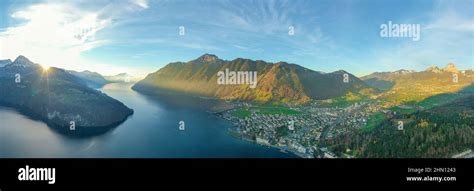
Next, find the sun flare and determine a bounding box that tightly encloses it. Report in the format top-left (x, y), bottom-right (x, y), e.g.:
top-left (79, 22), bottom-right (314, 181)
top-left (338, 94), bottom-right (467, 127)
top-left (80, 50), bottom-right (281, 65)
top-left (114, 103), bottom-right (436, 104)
top-left (41, 64), bottom-right (50, 71)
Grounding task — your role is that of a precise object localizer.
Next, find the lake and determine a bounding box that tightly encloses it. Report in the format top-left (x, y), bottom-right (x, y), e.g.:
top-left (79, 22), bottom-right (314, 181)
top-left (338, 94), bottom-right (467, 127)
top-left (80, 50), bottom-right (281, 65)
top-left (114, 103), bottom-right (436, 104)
top-left (0, 83), bottom-right (296, 158)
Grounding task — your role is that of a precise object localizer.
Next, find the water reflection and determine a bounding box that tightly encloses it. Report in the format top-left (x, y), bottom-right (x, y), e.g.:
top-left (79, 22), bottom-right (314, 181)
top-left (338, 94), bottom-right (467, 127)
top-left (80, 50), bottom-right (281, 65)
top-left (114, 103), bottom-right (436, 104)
top-left (0, 83), bottom-right (297, 158)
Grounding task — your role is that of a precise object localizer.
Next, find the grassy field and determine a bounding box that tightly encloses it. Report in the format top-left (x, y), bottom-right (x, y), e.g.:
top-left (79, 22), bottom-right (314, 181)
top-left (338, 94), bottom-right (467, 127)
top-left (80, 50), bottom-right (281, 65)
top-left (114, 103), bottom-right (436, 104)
top-left (316, 91), bottom-right (374, 108)
top-left (232, 106), bottom-right (302, 118)
top-left (416, 93), bottom-right (464, 109)
top-left (232, 108), bottom-right (251, 118)
top-left (387, 93), bottom-right (465, 114)
top-left (316, 97), bottom-right (360, 108)
top-left (361, 112), bottom-right (386, 132)
top-left (388, 106), bottom-right (417, 114)
top-left (254, 106), bottom-right (302, 115)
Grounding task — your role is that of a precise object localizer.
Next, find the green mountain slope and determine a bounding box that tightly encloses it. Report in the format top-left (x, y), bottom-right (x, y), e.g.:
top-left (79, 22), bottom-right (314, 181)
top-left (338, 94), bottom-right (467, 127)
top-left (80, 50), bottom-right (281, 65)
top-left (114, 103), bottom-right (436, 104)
top-left (361, 63), bottom-right (473, 106)
top-left (0, 56), bottom-right (133, 136)
top-left (133, 54), bottom-right (369, 105)
top-left (327, 94), bottom-right (474, 158)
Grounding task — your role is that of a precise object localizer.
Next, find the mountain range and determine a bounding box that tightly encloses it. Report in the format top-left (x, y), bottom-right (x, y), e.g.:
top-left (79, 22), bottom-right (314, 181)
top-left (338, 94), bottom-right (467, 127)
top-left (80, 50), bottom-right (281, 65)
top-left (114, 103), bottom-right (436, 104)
top-left (133, 54), bottom-right (371, 105)
top-left (0, 56), bottom-right (133, 136)
top-left (2, 54), bottom-right (470, 110)
top-left (0, 59), bottom-right (12, 67)
top-left (67, 70), bottom-right (109, 88)
top-left (361, 63), bottom-right (473, 105)
top-left (0, 54), bottom-right (472, 141)
top-left (104, 73), bottom-right (140, 83)
top-left (66, 71), bottom-right (139, 88)
top-left (133, 54), bottom-right (473, 106)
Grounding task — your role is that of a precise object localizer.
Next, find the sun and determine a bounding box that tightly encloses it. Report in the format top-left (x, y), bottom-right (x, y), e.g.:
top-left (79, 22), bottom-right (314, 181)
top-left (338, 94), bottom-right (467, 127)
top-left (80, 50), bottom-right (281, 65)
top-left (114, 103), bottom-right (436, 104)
top-left (41, 64), bottom-right (50, 71)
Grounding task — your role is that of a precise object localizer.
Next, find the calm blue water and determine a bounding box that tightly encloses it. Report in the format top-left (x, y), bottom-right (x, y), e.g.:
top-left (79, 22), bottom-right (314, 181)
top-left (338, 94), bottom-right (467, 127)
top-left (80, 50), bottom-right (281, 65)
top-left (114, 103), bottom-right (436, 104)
top-left (0, 83), bottom-right (296, 158)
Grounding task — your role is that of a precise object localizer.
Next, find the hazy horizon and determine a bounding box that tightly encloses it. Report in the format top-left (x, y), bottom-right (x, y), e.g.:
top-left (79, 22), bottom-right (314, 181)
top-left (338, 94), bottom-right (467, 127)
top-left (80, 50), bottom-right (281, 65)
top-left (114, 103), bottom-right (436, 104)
top-left (1, 0), bottom-right (473, 77)
top-left (2, 53), bottom-right (473, 78)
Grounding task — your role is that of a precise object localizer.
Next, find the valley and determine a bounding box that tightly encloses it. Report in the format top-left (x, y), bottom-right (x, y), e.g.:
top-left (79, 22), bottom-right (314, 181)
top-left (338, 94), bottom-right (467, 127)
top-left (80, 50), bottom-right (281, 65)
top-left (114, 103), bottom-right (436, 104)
top-left (1, 54), bottom-right (472, 158)
top-left (131, 54), bottom-right (473, 158)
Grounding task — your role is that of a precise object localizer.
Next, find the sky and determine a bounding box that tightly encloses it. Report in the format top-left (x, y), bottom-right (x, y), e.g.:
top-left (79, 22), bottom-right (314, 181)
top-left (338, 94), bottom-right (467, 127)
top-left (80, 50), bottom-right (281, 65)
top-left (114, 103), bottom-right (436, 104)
top-left (0, 0), bottom-right (473, 77)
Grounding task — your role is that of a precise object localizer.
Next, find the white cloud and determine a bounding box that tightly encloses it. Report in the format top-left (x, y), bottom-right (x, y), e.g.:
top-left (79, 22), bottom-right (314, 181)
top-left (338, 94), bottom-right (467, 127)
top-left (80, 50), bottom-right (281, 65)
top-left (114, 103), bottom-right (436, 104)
top-left (0, 1), bottom-right (148, 75)
top-left (424, 10), bottom-right (474, 32)
top-left (131, 0), bottom-right (149, 9)
top-left (217, 0), bottom-right (296, 34)
top-left (1, 3), bottom-right (110, 70)
top-left (370, 10), bottom-right (474, 73)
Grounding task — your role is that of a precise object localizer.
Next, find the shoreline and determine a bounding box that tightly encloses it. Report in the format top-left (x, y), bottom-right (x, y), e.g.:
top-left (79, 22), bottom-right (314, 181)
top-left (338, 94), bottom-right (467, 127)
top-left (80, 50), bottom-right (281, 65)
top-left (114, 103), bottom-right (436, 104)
top-left (226, 125), bottom-right (311, 158)
top-left (0, 102), bottom-right (134, 138)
